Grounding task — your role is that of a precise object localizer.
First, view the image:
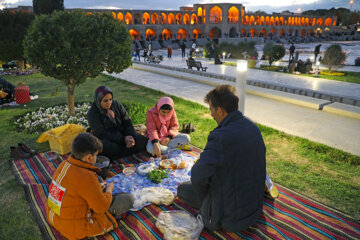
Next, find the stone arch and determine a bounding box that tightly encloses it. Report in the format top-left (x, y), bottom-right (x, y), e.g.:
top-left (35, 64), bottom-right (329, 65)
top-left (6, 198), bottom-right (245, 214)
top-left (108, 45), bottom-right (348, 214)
top-left (129, 29), bottom-right (140, 40)
top-left (270, 16), bottom-right (274, 26)
top-left (133, 13), bottom-right (141, 24)
top-left (255, 16), bottom-right (260, 25)
top-left (301, 17), bottom-right (305, 26)
top-left (142, 12), bottom-right (150, 25)
top-left (125, 12), bottom-right (132, 24)
top-left (146, 28), bottom-right (156, 40)
top-left (210, 6), bottom-right (222, 23)
top-left (228, 6), bottom-right (239, 23)
top-left (309, 29), bottom-right (314, 36)
top-left (301, 29), bottom-right (306, 37)
top-left (86, 12), bottom-right (92, 16)
top-left (279, 29), bottom-right (285, 37)
top-left (176, 13), bottom-right (182, 25)
top-left (229, 27), bottom-right (237, 38)
top-left (151, 13), bottom-right (159, 24)
top-left (250, 28), bottom-right (257, 37)
top-left (198, 7), bottom-right (204, 16)
top-left (191, 13), bottom-right (197, 24)
top-left (260, 16), bottom-right (265, 25)
top-left (209, 27), bottom-right (221, 38)
top-left (288, 29), bottom-right (293, 36)
top-left (112, 12), bottom-right (116, 19)
top-left (260, 28), bottom-right (267, 37)
top-left (249, 15), bottom-right (255, 25)
top-left (294, 29), bottom-right (299, 36)
top-left (324, 17), bottom-right (331, 26)
top-left (265, 16), bottom-right (269, 25)
top-left (117, 12), bottom-right (123, 21)
top-left (193, 28), bottom-right (202, 38)
top-left (161, 12), bottom-right (167, 24)
top-left (305, 17), bottom-right (309, 26)
top-left (316, 18), bottom-right (323, 26)
top-left (275, 16), bottom-right (279, 26)
top-left (270, 28), bottom-right (276, 36)
top-left (183, 13), bottom-right (190, 24)
top-left (279, 17), bottom-right (284, 26)
top-left (241, 28), bottom-right (246, 36)
top-left (162, 28), bottom-right (172, 39)
top-left (287, 16), bottom-right (292, 25)
top-left (198, 6), bottom-right (205, 24)
top-left (178, 28), bottom-right (187, 39)
top-left (168, 13), bottom-right (175, 24)
top-left (244, 15), bottom-right (249, 25)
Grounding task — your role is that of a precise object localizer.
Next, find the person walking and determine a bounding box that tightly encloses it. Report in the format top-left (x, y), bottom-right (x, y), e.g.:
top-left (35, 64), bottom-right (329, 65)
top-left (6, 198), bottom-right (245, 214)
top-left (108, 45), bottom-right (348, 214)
top-left (135, 45), bottom-right (140, 61)
top-left (289, 43), bottom-right (295, 63)
top-left (209, 43), bottom-right (215, 60)
top-left (167, 46), bottom-right (172, 58)
top-left (181, 42), bottom-right (186, 58)
top-left (314, 44), bottom-right (321, 63)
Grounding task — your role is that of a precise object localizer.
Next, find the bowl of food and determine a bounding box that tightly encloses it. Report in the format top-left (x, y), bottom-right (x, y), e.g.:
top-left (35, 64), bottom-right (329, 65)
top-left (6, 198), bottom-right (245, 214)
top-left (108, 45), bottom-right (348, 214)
top-left (137, 163), bottom-right (156, 176)
top-left (160, 159), bottom-right (173, 169)
top-left (123, 167), bottom-right (136, 176)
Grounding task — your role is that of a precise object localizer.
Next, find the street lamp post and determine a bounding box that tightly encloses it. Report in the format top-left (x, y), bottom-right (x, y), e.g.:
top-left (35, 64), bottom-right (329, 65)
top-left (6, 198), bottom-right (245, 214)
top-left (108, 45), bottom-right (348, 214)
top-left (223, 52), bottom-right (226, 62)
top-left (236, 60), bottom-right (248, 113)
top-left (315, 61), bottom-right (320, 77)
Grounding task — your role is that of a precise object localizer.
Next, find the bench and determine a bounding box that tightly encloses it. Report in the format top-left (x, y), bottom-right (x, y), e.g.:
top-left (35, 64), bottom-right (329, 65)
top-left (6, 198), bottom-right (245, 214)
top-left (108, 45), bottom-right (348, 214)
top-left (186, 59), bottom-right (207, 72)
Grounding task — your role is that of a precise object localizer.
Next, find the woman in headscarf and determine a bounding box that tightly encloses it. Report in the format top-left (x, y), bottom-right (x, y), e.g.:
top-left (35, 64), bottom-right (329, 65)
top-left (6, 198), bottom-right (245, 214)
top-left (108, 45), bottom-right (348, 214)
top-left (146, 97), bottom-right (190, 158)
top-left (87, 86), bottom-right (147, 160)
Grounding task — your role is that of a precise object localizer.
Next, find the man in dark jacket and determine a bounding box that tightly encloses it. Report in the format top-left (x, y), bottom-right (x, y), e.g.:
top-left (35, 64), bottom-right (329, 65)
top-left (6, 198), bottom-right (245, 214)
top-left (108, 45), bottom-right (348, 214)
top-left (87, 86), bottom-right (147, 160)
top-left (177, 85), bottom-right (266, 232)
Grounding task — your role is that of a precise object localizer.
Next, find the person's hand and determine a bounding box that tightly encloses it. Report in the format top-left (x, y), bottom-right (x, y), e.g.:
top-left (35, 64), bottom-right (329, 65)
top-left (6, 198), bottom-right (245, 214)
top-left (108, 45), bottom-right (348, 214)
top-left (106, 182), bottom-right (114, 194)
top-left (100, 182), bottom-right (107, 190)
top-left (125, 136), bottom-right (135, 148)
top-left (153, 142), bottom-right (162, 158)
top-left (160, 137), bottom-right (170, 146)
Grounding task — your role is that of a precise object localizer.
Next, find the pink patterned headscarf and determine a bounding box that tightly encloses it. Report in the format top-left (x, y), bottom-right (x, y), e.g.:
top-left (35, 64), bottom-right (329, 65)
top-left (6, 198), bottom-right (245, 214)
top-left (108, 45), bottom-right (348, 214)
top-left (154, 97), bottom-right (174, 140)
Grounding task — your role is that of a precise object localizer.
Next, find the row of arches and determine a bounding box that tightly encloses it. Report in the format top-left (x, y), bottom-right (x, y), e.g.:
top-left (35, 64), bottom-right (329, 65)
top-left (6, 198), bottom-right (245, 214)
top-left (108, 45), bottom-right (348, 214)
top-left (87, 9), bottom-right (334, 27)
top-left (128, 27), bottom-right (323, 40)
top-left (243, 15), bottom-right (334, 27)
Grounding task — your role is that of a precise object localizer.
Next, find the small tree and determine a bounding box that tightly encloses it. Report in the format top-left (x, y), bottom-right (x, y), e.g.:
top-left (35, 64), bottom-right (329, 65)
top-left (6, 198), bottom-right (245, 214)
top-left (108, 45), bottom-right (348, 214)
top-left (267, 44), bottom-right (285, 66)
top-left (33, 0), bottom-right (64, 15)
top-left (322, 44), bottom-right (347, 72)
top-left (0, 10), bottom-right (35, 69)
top-left (24, 10), bottom-right (132, 115)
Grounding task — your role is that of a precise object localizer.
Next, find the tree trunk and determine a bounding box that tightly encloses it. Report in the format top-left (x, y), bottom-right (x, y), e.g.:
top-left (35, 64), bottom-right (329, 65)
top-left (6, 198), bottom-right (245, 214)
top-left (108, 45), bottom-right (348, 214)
top-left (17, 60), bottom-right (25, 71)
top-left (328, 67), bottom-right (332, 73)
top-left (67, 80), bottom-right (76, 116)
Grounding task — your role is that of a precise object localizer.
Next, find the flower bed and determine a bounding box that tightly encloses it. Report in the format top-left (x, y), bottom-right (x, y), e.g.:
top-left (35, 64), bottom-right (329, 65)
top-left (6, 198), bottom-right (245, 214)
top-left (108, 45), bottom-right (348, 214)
top-left (319, 71), bottom-right (345, 76)
top-left (0, 68), bottom-right (39, 76)
top-left (15, 102), bottom-right (148, 134)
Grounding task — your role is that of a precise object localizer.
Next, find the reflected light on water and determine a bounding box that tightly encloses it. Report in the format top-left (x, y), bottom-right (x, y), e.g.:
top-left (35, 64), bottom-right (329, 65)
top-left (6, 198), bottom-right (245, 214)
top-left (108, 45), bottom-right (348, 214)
top-left (311, 78), bottom-right (320, 91)
top-left (220, 64), bottom-right (226, 75)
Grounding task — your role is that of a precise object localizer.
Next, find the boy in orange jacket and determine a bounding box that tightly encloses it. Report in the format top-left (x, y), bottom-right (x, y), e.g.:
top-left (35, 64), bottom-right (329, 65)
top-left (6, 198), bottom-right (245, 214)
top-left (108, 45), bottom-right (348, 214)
top-left (46, 133), bottom-right (133, 240)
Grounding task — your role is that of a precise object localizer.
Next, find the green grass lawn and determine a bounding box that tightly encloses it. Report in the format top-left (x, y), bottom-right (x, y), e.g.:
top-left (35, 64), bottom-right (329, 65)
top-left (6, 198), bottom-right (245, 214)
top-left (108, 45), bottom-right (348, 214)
top-left (223, 61), bottom-right (360, 84)
top-left (0, 73), bottom-right (359, 239)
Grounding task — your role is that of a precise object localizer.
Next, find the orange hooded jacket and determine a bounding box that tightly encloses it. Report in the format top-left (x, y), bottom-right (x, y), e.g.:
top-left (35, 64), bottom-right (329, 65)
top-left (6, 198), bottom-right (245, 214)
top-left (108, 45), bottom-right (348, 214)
top-left (46, 156), bottom-right (117, 240)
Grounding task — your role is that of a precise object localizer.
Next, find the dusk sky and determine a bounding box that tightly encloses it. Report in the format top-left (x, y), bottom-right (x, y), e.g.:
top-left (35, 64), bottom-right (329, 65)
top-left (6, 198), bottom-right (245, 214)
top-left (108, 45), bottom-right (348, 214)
top-left (0, 0), bottom-right (358, 13)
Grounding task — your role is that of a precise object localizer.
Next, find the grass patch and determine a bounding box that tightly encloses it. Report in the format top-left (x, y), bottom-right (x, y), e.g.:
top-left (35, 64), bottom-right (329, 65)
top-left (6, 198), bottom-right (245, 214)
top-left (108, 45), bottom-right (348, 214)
top-left (0, 73), bottom-right (359, 239)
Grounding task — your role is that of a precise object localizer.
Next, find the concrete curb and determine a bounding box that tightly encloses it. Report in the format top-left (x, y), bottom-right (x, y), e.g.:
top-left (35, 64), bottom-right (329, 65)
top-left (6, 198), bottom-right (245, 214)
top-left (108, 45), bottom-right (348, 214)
top-left (323, 102), bottom-right (360, 120)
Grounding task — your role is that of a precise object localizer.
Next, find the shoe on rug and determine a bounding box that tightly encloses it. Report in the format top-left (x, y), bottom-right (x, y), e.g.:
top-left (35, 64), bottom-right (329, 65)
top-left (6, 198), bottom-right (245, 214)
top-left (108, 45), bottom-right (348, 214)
top-left (18, 143), bottom-right (36, 155)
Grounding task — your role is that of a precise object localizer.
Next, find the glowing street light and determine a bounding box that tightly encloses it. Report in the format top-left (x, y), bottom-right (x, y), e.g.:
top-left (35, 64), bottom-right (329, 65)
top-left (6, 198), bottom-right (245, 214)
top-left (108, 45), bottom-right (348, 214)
top-left (236, 60), bottom-right (248, 113)
top-left (222, 52), bottom-right (226, 62)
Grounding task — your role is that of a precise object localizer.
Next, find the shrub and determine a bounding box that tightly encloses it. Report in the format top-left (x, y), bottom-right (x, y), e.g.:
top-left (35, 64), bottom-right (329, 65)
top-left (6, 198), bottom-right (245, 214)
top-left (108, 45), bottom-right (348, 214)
top-left (248, 59), bottom-right (257, 68)
top-left (322, 44), bottom-right (347, 72)
top-left (268, 45), bottom-right (285, 66)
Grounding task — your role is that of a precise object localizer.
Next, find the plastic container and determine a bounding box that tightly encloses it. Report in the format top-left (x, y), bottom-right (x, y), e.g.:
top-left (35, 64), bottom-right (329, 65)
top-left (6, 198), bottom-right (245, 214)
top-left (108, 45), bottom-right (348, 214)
top-left (15, 86), bottom-right (31, 104)
top-left (36, 124), bottom-right (85, 154)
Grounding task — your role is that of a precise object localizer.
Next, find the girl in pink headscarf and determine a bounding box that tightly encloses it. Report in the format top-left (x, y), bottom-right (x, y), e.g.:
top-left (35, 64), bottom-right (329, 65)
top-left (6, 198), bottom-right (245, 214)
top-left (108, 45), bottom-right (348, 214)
top-left (146, 97), bottom-right (190, 157)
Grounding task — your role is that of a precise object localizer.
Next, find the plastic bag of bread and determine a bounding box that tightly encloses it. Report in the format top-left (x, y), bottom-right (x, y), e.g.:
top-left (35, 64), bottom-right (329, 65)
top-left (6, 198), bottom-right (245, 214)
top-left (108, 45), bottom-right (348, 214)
top-left (156, 210), bottom-right (204, 240)
top-left (132, 187), bottom-right (174, 209)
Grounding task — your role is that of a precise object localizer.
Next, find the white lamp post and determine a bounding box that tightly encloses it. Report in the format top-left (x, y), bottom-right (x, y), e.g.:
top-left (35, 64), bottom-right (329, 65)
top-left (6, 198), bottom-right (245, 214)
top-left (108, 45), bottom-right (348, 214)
top-left (222, 52), bottom-right (226, 62)
top-left (236, 60), bottom-right (248, 113)
top-left (315, 61), bottom-right (320, 77)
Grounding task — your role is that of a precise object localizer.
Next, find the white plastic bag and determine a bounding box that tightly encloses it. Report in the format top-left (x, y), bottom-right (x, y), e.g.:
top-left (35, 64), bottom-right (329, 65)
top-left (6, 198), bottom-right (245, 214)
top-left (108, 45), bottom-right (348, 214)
top-left (156, 210), bottom-right (204, 240)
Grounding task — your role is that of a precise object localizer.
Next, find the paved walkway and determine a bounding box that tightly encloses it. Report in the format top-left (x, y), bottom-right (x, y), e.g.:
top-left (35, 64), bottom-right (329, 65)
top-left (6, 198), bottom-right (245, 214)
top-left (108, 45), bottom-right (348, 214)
top-left (149, 49), bottom-right (360, 100)
top-left (107, 67), bottom-right (360, 156)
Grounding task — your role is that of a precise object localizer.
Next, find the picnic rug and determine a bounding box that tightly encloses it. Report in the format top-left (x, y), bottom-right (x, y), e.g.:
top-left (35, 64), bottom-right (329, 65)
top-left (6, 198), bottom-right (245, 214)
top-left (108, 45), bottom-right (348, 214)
top-left (10, 145), bottom-right (360, 240)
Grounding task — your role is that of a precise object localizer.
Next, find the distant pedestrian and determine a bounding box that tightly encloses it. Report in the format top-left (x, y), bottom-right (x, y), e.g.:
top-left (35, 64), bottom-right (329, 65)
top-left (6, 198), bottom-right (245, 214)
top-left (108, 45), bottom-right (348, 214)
top-left (135, 45), bottom-right (140, 61)
top-left (209, 43), bottom-right (215, 60)
top-left (289, 43), bottom-right (295, 63)
top-left (181, 42), bottom-right (186, 58)
top-left (314, 44), bottom-right (321, 63)
top-left (167, 46), bottom-right (172, 58)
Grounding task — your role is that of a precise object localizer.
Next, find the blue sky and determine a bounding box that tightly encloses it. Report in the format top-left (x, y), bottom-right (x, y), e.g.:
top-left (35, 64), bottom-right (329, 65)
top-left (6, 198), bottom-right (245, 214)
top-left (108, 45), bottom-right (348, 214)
top-left (1, 0), bottom-right (358, 13)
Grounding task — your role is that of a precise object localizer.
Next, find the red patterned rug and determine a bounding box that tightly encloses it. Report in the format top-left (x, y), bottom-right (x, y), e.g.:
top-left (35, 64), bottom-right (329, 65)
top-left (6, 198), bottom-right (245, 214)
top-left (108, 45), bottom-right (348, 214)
top-left (10, 146), bottom-right (360, 240)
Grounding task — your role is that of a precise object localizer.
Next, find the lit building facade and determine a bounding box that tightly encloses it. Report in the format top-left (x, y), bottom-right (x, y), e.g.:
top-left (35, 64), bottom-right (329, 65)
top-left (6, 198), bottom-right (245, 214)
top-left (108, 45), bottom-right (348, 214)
top-left (83, 3), bottom-right (337, 40)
